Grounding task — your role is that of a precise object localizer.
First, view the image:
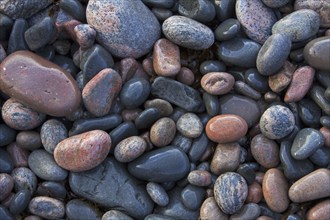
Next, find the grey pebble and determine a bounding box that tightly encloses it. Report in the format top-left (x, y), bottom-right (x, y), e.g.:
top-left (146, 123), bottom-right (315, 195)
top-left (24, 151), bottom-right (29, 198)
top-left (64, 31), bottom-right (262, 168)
top-left (40, 119), bottom-right (68, 154)
top-left (66, 199), bottom-right (101, 220)
top-left (146, 182), bottom-right (169, 207)
top-left (11, 167), bottom-right (37, 194)
top-left (28, 196), bottom-right (65, 219)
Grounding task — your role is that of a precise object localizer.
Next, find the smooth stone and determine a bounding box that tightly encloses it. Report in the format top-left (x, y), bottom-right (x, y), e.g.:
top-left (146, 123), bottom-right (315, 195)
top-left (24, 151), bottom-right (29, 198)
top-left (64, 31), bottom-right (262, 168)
top-left (272, 9), bottom-right (320, 42)
top-left (259, 105), bottom-right (295, 140)
top-left (214, 172), bottom-right (248, 215)
top-left (307, 199), bottom-right (330, 220)
top-left (280, 141), bottom-right (314, 180)
top-left (246, 182), bottom-right (262, 204)
top-left (181, 184), bottom-right (205, 211)
top-left (144, 214), bottom-right (175, 220)
top-left (9, 189), bottom-right (31, 215)
top-left (142, 0), bottom-right (175, 8)
top-left (251, 134), bottom-right (280, 168)
top-left (268, 61), bottom-right (296, 93)
top-left (234, 81), bottom-right (262, 100)
top-left (151, 77), bottom-right (203, 112)
top-left (200, 197), bottom-right (228, 220)
top-left (59, 0), bottom-right (85, 22)
top-left (201, 72), bottom-right (235, 95)
top-left (236, 164), bottom-right (256, 185)
top-left (310, 147), bottom-right (330, 167)
top-left (188, 132), bottom-right (209, 162)
top-left (109, 121), bottom-right (138, 148)
top-left (0, 124), bottom-right (16, 147)
top-left (114, 136), bottom-right (147, 163)
top-left (86, 0), bottom-right (160, 58)
top-left (11, 167), bottom-right (37, 194)
top-left (210, 143), bottom-right (241, 176)
top-left (309, 85), bottom-right (330, 115)
top-left (321, 116), bottom-right (330, 128)
top-left (263, 168), bottom-right (289, 213)
top-left (69, 157), bottom-right (153, 219)
top-left (178, 0), bottom-right (216, 23)
top-left (162, 15), bottom-right (214, 50)
top-left (40, 119), bottom-right (68, 154)
top-left (285, 66), bottom-right (315, 102)
top-left (154, 187), bottom-right (199, 219)
top-left (36, 181), bottom-right (67, 199)
top-left (53, 40), bottom-right (71, 56)
top-left (144, 98), bottom-right (173, 116)
top-left (28, 196), bottom-right (65, 219)
top-left (28, 149), bottom-right (68, 181)
top-left (1, 98), bottom-right (46, 130)
top-left (135, 108), bottom-right (162, 130)
top-left (171, 134), bottom-right (192, 153)
top-left (230, 203), bottom-right (261, 220)
top-left (187, 170), bottom-right (212, 187)
top-left (245, 68), bottom-right (269, 93)
top-left (236, 0), bottom-right (277, 44)
top-left (36, 45), bottom-right (55, 60)
top-left (102, 210), bottom-right (133, 220)
top-left (206, 114), bottom-right (248, 143)
top-left (128, 146), bottom-right (190, 182)
top-left (74, 24), bottom-right (96, 49)
top-left (146, 182), bottom-right (169, 207)
top-left (262, 0), bottom-right (289, 8)
top-left (289, 168), bottom-right (330, 202)
top-left (7, 18), bottom-right (28, 54)
top-left (54, 130), bottom-right (111, 172)
top-left (120, 77), bottom-right (150, 109)
top-left (316, 71), bottom-right (330, 88)
top-left (152, 8), bottom-right (173, 21)
top-left (150, 117), bottom-right (176, 147)
top-left (0, 174), bottom-right (13, 201)
top-left (176, 67), bottom-right (195, 86)
top-left (0, 0), bottom-right (52, 19)
top-left (215, 18), bottom-right (240, 41)
top-left (0, 51), bottom-right (81, 116)
top-left (216, 37), bottom-right (261, 68)
top-left (199, 60), bottom-right (226, 75)
top-left (298, 99), bottom-right (321, 128)
top-left (257, 33), bottom-right (291, 76)
top-left (0, 205), bottom-right (14, 220)
top-left (0, 150), bottom-right (13, 173)
top-left (153, 38), bottom-right (181, 77)
top-left (176, 113), bottom-right (203, 138)
top-left (203, 93), bottom-right (219, 117)
top-left (304, 36), bottom-right (330, 71)
top-left (16, 131), bottom-right (41, 151)
top-left (291, 128), bottom-right (324, 160)
top-left (66, 199), bottom-right (101, 220)
top-left (212, 0), bottom-right (236, 21)
top-left (320, 127), bottom-right (330, 148)
top-left (82, 68), bottom-right (122, 117)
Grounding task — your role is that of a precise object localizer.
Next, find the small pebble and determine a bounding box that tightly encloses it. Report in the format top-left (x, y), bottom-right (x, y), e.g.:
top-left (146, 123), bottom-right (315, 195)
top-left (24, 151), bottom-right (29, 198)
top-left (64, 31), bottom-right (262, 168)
top-left (230, 203), bottom-right (261, 220)
top-left (181, 184), bottom-right (205, 211)
top-left (102, 210), bottom-right (133, 220)
top-left (66, 199), bottom-right (101, 220)
top-left (40, 119), bottom-right (68, 154)
top-left (178, 0), bottom-right (216, 23)
top-left (215, 18), bottom-right (240, 41)
top-left (114, 136), bottom-right (147, 163)
top-left (200, 197), bottom-right (228, 220)
top-left (176, 113), bottom-right (203, 138)
top-left (268, 61), bottom-right (296, 93)
top-left (9, 189), bottom-right (31, 215)
top-left (201, 72), bottom-right (235, 95)
top-left (11, 167), bottom-right (37, 194)
top-left (187, 170), bottom-right (212, 187)
top-left (16, 131), bottom-right (41, 151)
top-left (303, 36), bottom-right (330, 71)
top-left (120, 77), bottom-right (150, 109)
top-left (146, 182), bottom-right (169, 207)
top-left (150, 117), bottom-right (176, 147)
top-left (6, 142), bottom-right (29, 167)
top-left (210, 143), bottom-right (241, 175)
top-left (28, 196), bottom-right (65, 219)
top-left (246, 182), bottom-right (262, 204)
top-left (251, 134), bottom-right (280, 168)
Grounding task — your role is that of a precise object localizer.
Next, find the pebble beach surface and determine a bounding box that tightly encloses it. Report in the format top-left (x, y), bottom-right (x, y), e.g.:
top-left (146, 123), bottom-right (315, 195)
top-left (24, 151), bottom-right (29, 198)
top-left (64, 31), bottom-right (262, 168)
top-left (0, 0), bottom-right (330, 219)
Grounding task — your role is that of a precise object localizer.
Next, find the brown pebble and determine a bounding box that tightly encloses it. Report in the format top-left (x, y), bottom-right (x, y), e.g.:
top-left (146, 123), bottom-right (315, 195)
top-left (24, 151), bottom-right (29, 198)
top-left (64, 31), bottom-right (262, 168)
top-left (206, 114), bottom-right (248, 143)
top-left (268, 60), bottom-right (296, 93)
top-left (200, 197), bottom-right (229, 220)
top-left (54, 130), bottom-right (111, 172)
top-left (117, 57), bottom-right (138, 82)
top-left (144, 99), bottom-right (173, 116)
top-left (142, 57), bottom-right (156, 77)
top-left (201, 72), bottom-right (235, 95)
top-left (289, 168), bottom-right (330, 203)
top-left (6, 142), bottom-right (29, 167)
top-left (114, 136), bottom-right (147, 163)
top-left (210, 143), bottom-right (241, 175)
top-left (255, 172), bottom-right (265, 185)
top-left (284, 66), bottom-right (315, 103)
top-left (246, 181), bottom-right (262, 204)
top-left (307, 199), bottom-right (330, 220)
top-left (16, 131), bottom-right (42, 150)
top-left (150, 117), bottom-right (176, 147)
top-left (320, 127), bottom-right (330, 148)
top-left (176, 67), bottom-right (195, 85)
top-left (263, 168), bottom-right (289, 213)
top-left (251, 134), bottom-right (280, 168)
top-left (153, 38), bottom-right (181, 77)
top-left (187, 170), bottom-right (212, 187)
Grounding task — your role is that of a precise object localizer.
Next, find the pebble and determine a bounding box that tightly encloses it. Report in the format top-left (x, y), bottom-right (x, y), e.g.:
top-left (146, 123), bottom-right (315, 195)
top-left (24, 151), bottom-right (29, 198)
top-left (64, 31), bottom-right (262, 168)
top-left (213, 0), bottom-right (236, 21)
top-left (151, 77), bottom-right (203, 112)
top-left (11, 167), bottom-right (37, 194)
top-left (291, 128), bottom-right (325, 160)
top-left (1, 98), bottom-right (46, 131)
top-left (16, 131), bottom-right (41, 151)
top-left (310, 147), bottom-right (330, 167)
top-left (289, 168), bottom-right (330, 203)
top-left (259, 105), bottom-right (295, 140)
top-left (244, 68), bottom-right (268, 93)
top-left (181, 184), bottom-right (205, 210)
top-left (28, 196), bottom-right (65, 219)
top-left (128, 146), bottom-right (190, 182)
top-left (109, 121), bottom-right (138, 148)
top-left (135, 108), bottom-right (162, 130)
top-left (188, 132), bottom-right (209, 162)
top-left (7, 18), bottom-right (29, 54)
top-left (102, 210), bottom-right (133, 220)
top-left (0, 149), bottom-right (14, 173)
top-left (203, 93), bottom-right (219, 117)
top-left (206, 114), bottom-right (248, 143)
top-left (268, 61), bottom-right (296, 93)
top-left (230, 203), bottom-right (261, 220)
top-left (0, 51), bottom-right (81, 116)
top-left (40, 119), bottom-right (68, 154)
top-left (52, 40), bottom-right (71, 55)
top-left (200, 60), bottom-right (226, 75)
top-left (263, 168), bottom-right (289, 213)
top-left (320, 127), bottom-right (330, 148)
top-left (178, 0), bottom-right (215, 23)
top-left (162, 15), bottom-right (214, 50)
top-left (176, 113), bottom-right (203, 138)
top-left (214, 172), bottom-right (248, 214)
top-left (298, 99), bottom-right (321, 128)
top-left (144, 99), bottom-right (173, 116)
top-left (303, 36), bottom-right (330, 71)
top-left (146, 182), bottom-right (169, 207)
top-left (309, 85), bottom-right (330, 115)
top-left (236, 0), bottom-right (277, 44)
top-left (234, 81), bottom-right (262, 100)
top-left (210, 143), bottom-right (241, 175)
top-left (152, 8), bottom-right (173, 21)
top-left (0, 124), bottom-right (16, 147)
top-left (216, 37), bottom-right (261, 68)
top-left (36, 181), bottom-right (67, 199)
top-left (176, 67), bottom-right (195, 86)
top-left (0, 174), bottom-right (14, 201)
top-left (150, 117), bottom-right (176, 147)
top-left (272, 9), bottom-right (320, 42)
top-left (200, 197), bottom-right (228, 220)
top-left (59, 0), bottom-right (85, 22)
top-left (114, 136), bottom-right (147, 163)
top-left (0, 205), bottom-right (15, 220)
top-left (306, 199), bottom-right (330, 220)
top-left (246, 182), bottom-right (262, 204)
top-left (153, 38), bottom-right (181, 77)
top-left (82, 68), bottom-right (122, 117)
top-left (120, 77), bottom-right (150, 109)
top-left (74, 24), bottom-right (96, 49)
top-left (236, 163), bottom-right (256, 185)
top-left (69, 157), bottom-right (153, 219)
top-left (201, 72), bottom-right (235, 95)
top-left (262, 0), bottom-right (289, 8)
top-left (54, 130), bottom-right (111, 172)
top-left (0, 0), bottom-right (52, 19)
top-left (66, 199), bottom-right (101, 220)
top-left (86, 0), bottom-right (160, 58)
top-left (9, 189), bottom-right (31, 215)
top-left (187, 170), bottom-right (212, 187)
top-left (215, 18), bottom-right (240, 41)
top-left (251, 134), bottom-right (280, 168)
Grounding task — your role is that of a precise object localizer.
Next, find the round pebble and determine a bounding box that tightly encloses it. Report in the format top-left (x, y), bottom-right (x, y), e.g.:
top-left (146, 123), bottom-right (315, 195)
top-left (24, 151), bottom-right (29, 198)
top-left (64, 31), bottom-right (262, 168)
top-left (176, 113), bottom-right (203, 138)
top-left (201, 72), bottom-right (235, 95)
top-left (28, 196), bottom-right (65, 219)
top-left (187, 170), bottom-right (212, 187)
top-left (146, 182), bottom-right (169, 207)
top-left (144, 99), bottom-right (173, 116)
top-left (150, 117), bottom-right (176, 147)
top-left (120, 77), bottom-right (150, 109)
top-left (251, 134), bottom-right (280, 168)
top-left (114, 136), bottom-right (147, 163)
top-left (303, 36), bottom-right (330, 71)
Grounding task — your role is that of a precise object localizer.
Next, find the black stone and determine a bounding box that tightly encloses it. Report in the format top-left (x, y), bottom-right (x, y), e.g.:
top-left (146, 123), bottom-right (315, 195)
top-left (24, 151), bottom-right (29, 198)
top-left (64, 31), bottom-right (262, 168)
top-left (199, 60), bottom-right (226, 75)
top-left (52, 55), bottom-right (79, 77)
top-left (152, 8), bottom-right (173, 21)
top-left (66, 199), bottom-right (101, 220)
top-left (171, 134), bottom-right (192, 153)
top-left (236, 163), bottom-right (256, 185)
top-left (234, 81), bottom-right (262, 100)
top-left (59, 0), bottom-right (85, 22)
top-left (203, 93), bottom-right (219, 117)
top-left (36, 181), bottom-right (67, 199)
top-left (244, 68), bottom-right (270, 93)
top-left (7, 18), bottom-right (29, 54)
top-left (9, 189), bottom-right (31, 215)
top-left (36, 45), bottom-right (55, 60)
top-left (178, 0), bottom-right (216, 23)
top-left (215, 18), bottom-right (241, 41)
top-left (188, 132), bottom-right (209, 162)
top-left (109, 121), bottom-right (138, 149)
top-left (0, 150), bottom-right (13, 173)
top-left (0, 13), bottom-right (13, 41)
top-left (316, 71), bottom-right (330, 88)
top-left (120, 78), bottom-right (151, 109)
top-left (180, 184), bottom-right (205, 210)
top-left (212, 0), bottom-right (236, 21)
top-left (298, 99), bottom-right (321, 128)
top-left (0, 124), bottom-right (16, 147)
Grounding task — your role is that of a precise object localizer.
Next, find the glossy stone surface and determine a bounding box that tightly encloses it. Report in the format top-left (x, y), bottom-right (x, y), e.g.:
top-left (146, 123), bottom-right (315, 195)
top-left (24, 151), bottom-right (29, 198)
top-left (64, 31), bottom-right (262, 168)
top-left (120, 77), bottom-right (150, 109)
top-left (180, 184), bottom-right (205, 210)
top-left (304, 36), bottom-right (330, 71)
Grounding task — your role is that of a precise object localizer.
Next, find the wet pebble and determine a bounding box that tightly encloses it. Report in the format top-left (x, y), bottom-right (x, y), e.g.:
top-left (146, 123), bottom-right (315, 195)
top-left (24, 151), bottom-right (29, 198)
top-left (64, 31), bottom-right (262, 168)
top-left (36, 181), bottom-right (67, 200)
top-left (210, 143), bottom-right (241, 175)
top-left (201, 72), bottom-right (235, 95)
top-left (114, 136), bottom-right (147, 163)
top-left (109, 121), bottom-right (138, 147)
top-left (176, 113), bottom-right (203, 138)
top-left (181, 184), bottom-right (205, 210)
top-left (120, 77), bottom-right (150, 109)
top-left (303, 36), bottom-right (330, 71)
top-left (146, 182), bottom-right (169, 207)
top-left (0, 174), bottom-right (14, 202)
top-left (188, 132), bottom-right (209, 162)
top-left (135, 108), bottom-right (162, 130)
top-left (309, 85), bottom-right (330, 115)
top-left (215, 18), bottom-right (240, 41)
top-left (310, 147), bottom-right (330, 167)
top-left (199, 60), bottom-right (226, 75)
top-left (150, 117), bottom-right (176, 147)
top-left (16, 131), bottom-right (41, 151)
top-left (187, 170), bottom-right (212, 187)
top-left (40, 119), bottom-right (68, 154)
top-left (251, 134), bottom-right (280, 168)
top-left (28, 196), bottom-right (65, 219)
top-left (9, 189), bottom-right (31, 215)
top-left (234, 81), bottom-right (261, 100)
top-left (66, 199), bottom-right (101, 220)
top-left (178, 0), bottom-right (216, 23)
top-left (298, 98), bottom-right (321, 128)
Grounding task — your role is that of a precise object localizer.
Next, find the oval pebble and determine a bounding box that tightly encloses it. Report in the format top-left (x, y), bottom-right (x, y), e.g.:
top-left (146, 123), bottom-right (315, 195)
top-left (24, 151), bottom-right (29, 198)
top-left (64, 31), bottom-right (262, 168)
top-left (230, 203), bottom-right (261, 220)
top-left (114, 136), bottom-right (147, 163)
top-left (40, 119), bottom-right (68, 154)
top-left (187, 170), bottom-right (212, 187)
top-left (146, 182), bottom-right (169, 207)
top-left (28, 196), bottom-right (65, 220)
top-left (303, 36), bottom-right (330, 71)
top-left (181, 184), bottom-right (205, 211)
top-left (210, 143), bottom-right (241, 175)
top-left (176, 113), bottom-right (203, 138)
top-left (200, 197), bottom-right (228, 220)
top-left (251, 134), bottom-right (280, 168)
top-left (9, 189), bottom-right (31, 215)
top-left (11, 167), bottom-right (37, 194)
top-left (307, 199), bottom-right (330, 220)
top-left (66, 199), bottom-right (101, 220)
top-left (0, 174), bottom-right (14, 202)
top-left (215, 18), bottom-right (241, 41)
top-left (150, 117), bottom-right (176, 147)
top-left (16, 131), bottom-right (41, 151)
top-left (201, 72), bottom-right (235, 95)
top-left (102, 210), bottom-right (133, 220)
top-left (120, 77), bottom-right (150, 109)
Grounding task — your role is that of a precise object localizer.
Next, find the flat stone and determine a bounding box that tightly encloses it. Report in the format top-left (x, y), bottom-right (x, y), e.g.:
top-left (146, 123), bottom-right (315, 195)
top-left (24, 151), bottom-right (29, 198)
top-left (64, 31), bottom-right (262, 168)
top-left (28, 196), bottom-right (65, 219)
top-left (66, 199), bottom-right (101, 220)
top-left (251, 134), bottom-right (280, 168)
top-left (304, 36), bottom-right (330, 71)
top-left (201, 72), bottom-right (235, 95)
top-left (114, 136), bottom-right (147, 163)
top-left (307, 199), bottom-right (330, 220)
top-left (210, 143), bottom-right (241, 175)
top-left (0, 51), bottom-right (81, 117)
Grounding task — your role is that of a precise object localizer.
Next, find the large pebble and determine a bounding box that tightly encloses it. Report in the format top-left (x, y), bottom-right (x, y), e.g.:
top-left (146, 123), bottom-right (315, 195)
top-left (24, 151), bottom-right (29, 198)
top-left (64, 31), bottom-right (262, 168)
top-left (251, 134), bottom-right (280, 168)
top-left (176, 113), bottom-right (203, 138)
top-left (28, 196), bottom-right (65, 219)
top-left (66, 199), bottom-right (101, 220)
top-left (162, 15), bottom-right (214, 50)
top-left (120, 77), bottom-right (150, 109)
top-left (40, 119), bottom-right (68, 154)
top-left (0, 0), bottom-right (52, 19)
top-left (150, 117), bottom-right (176, 147)
top-left (259, 105), bottom-right (295, 140)
top-left (206, 114), bottom-right (248, 143)
top-left (272, 9), bottom-right (320, 42)
top-left (214, 172), bottom-right (248, 214)
top-left (303, 36), bottom-right (330, 71)
top-left (210, 143), bottom-right (241, 175)
top-left (201, 72), bottom-right (235, 95)
top-left (307, 199), bottom-right (330, 220)
top-left (236, 0), bottom-right (277, 44)
top-left (0, 51), bottom-right (81, 116)
top-left (289, 168), bottom-right (330, 202)
top-left (86, 0), bottom-right (160, 58)
top-left (200, 197), bottom-right (228, 220)
top-left (114, 136), bottom-right (147, 163)
top-left (54, 130), bottom-right (111, 172)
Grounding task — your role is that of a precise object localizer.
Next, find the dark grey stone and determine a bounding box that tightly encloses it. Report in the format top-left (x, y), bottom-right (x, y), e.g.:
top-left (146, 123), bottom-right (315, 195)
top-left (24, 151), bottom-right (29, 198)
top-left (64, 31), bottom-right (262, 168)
top-left (0, 205), bottom-right (14, 220)
top-left (180, 184), bottom-right (205, 210)
top-left (298, 99), bottom-right (321, 128)
top-left (9, 189), bottom-right (31, 215)
top-left (11, 167), bottom-right (38, 194)
top-left (0, 150), bottom-right (13, 173)
top-left (109, 121), bottom-right (138, 149)
top-left (309, 85), bottom-right (330, 115)
top-left (40, 119), bottom-right (68, 154)
top-left (211, 0), bottom-right (236, 21)
top-left (7, 18), bottom-right (29, 54)
top-left (66, 199), bottom-right (101, 220)
top-left (199, 60), bottom-right (226, 75)
top-left (142, 0), bottom-right (175, 8)
top-left (178, 0), bottom-right (216, 23)
top-left (171, 134), bottom-right (192, 153)
top-left (0, 124), bottom-right (16, 147)
top-left (120, 78), bottom-right (151, 109)
top-left (310, 147), bottom-right (330, 167)
top-left (188, 132), bottom-right (209, 163)
top-left (234, 81), bottom-right (262, 100)
top-left (36, 181), bottom-right (67, 199)
top-left (215, 18), bottom-right (241, 41)
top-left (59, 0), bottom-right (85, 22)
top-left (0, 0), bottom-right (52, 19)
top-left (203, 93), bottom-right (220, 117)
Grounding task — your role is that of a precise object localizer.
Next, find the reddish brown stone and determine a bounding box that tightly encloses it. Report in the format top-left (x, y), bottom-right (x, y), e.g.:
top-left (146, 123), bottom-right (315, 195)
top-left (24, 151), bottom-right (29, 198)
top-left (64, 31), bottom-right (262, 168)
top-left (54, 130), bottom-right (111, 172)
top-left (320, 127), bottom-right (330, 148)
top-left (176, 67), bottom-right (195, 86)
top-left (0, 51), bottom-right (81, 116)
top-left (246, 181), bottom-right (262, 204)
top-left (206, 114), bottom-right (248, 143)
top-left (307, 199), bottom-right (330, 220)
top-left (284, 66), bottom-right (315, 103)
top-left (268, 60), bottom-right (296, 93)
top-left (200, 197), bottom-right (228, 220)
top-left (210, 143), bottom-right (241, 175)
top-left (251, 134), bottom-right (280, 168)
top-left (82, 68), bottom-right (122, 117)
top-left (6, 142), bottom-right (29, 167)
top-left (201, 72), bottom-right (235, 95)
